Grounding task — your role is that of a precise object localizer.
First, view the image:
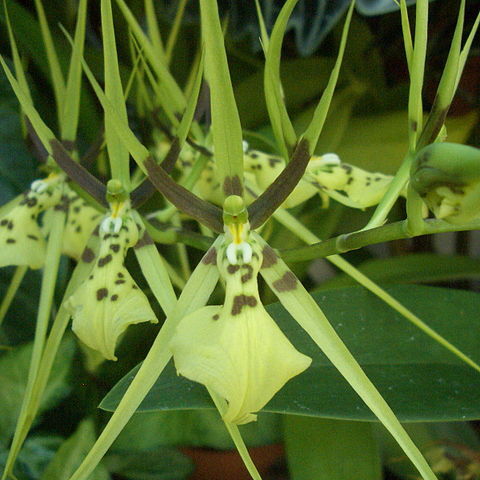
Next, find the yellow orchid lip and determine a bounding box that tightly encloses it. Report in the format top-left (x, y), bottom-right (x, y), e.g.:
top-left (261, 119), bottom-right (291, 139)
top-left (228, 222), bottom-right (243, 244)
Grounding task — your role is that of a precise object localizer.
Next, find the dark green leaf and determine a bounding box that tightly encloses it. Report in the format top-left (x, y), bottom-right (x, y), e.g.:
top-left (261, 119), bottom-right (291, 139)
top-left (40, 419), bottom-right (110, 480)
top-left (317, 254), bottom-right (480, 290)
top-left (284, 417), bottom-right (382, 480)
top-left (0, 435), bottom-right (62, 480)
top-left (104, 448), bottom-right (193, 480)
top-left (113, 410), bottom-right (282, 451)
top-left (101, 285), bottom-right (480, 422)
top-left (0, 336), bottom-right (76, 441)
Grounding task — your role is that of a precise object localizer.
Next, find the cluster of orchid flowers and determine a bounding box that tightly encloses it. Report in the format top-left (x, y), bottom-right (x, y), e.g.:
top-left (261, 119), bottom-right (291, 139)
top-left (1, 0), bottom-right (479, 480)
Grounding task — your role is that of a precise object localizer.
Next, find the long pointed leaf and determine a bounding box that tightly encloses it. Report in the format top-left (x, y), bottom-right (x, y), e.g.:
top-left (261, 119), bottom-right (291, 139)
top-left (200, 0), bottom-right (244, 198)
top-left (263, 0), bottom-right (299, 158)
top-left (60, 0), bottom-right (88, 143)
top-left (102, 0), bottom-right (131, 189)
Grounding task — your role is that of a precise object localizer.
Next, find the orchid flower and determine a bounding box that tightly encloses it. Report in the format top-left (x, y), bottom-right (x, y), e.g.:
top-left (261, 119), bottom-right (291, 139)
top-left (170, 195), bottom-right (311, 424)
top-left (66, 198), bottom-right (158, 360)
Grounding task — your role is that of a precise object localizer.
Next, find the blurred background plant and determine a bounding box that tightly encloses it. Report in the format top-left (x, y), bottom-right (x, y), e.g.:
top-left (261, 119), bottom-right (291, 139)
top-left (0, 1), bottom-right (480, 479)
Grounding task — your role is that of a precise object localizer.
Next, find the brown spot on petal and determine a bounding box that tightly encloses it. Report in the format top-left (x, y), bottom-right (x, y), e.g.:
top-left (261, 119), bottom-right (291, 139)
top-left (98, 254), bottom-right (113, 267)
top-left (222, 175), bottom-right (243, 197)
top-left (273, 271), bottom-right (298, 292)
top-left (6, 238), bottom-right (16, 244)
top-left (268, 157), bottom-right (281, 168)
top-left (134, 231), bottom-right (154, 249)
top-left (202, 247), bottom-right (217, 265)
top-left (240, 264), bottom-right (254, 283)
top-left (26, 197), bottom-right (38, 208)
top-left (96, 288), bottom-right (108, 300)
top-left (81, 247), bottom-right (95, 263)
top-left (111, 294), bottom-right (119, 301)
top-left (231, 295), bottom-right (258, 315)
top-left (54, 195), bottom-right (69, 212)
top-left (110, 244), bottom-right (121, 253)
top-left (227, 265), bottom-right (240, 274)
top-left (27, 234), bottom-right (39, 240)
top-left (261, 246), bottom-right (278, 268)
top-left (212, 314), bottom-right (219, 321)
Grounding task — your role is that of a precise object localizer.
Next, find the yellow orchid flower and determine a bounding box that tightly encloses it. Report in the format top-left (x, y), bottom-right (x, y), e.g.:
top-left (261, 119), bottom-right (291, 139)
top-left (170, 196), bottom-right (311, 425)
top-left (67, 203), bottom-right (157, 360)
top-left (0, 174), bottom-right (63, 269)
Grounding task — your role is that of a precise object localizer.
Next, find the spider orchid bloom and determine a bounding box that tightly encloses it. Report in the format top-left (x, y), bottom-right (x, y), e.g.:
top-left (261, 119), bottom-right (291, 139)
top-left (170, 196), bottom-right (311, 425)
top-left (66, 200), bottom-right (157, 360)
top-left (0, 173), bottom-right (63, 269)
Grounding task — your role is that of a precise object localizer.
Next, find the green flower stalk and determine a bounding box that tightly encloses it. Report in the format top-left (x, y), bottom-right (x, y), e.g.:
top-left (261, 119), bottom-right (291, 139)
top-left (0, 173), bottom-right (64, 269)
top-left (67, 198), bottom-right (158, 360)
top-left (171, 196), bottom-right (311, 425)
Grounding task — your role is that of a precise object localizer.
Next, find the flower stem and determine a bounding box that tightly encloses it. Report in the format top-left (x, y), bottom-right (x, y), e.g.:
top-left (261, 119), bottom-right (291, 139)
top-left (0, 266), bottom-right (27, 328)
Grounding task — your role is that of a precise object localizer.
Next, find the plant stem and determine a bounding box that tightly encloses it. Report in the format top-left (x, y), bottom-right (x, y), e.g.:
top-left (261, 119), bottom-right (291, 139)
top-left (280, 218), bottom-right (480, 263)
top-left (0, 266), bottom-right (27, 327)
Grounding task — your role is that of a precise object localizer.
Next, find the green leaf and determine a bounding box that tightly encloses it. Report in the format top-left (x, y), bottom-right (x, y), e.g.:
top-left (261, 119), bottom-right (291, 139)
top-left (40, 420), bottom-right (110, 480)
top-left (200, 0), bottom-right (244, 197)
top-left (235, 57), bottom-right (334, 130)
top-left (113, 410), bottom-right (282, 451)
top-left (0, 435), bottom-right (62, 480)
top-left (302, 1), bottom-right (354, 155)
top-left (263, 0), bottom-right (299, 157)
top-left (113, 0), bottom-right (185, 118)
top-left (318, 254), bottom-right (480, 290)
top-left (104, 447), bottom-right (192, 480)
top-left (32, 0), bottom-right (66, 115)
top-left (102, 285), bottom-right (480, 422)
top-left (0, 336), bottom-right (75, 441)
top-left (102, 0), bottom-right (130, 189)
top-left (284, 417), bottom-right (382, 480)
top-left (60, 0), bottom-right (87, 143)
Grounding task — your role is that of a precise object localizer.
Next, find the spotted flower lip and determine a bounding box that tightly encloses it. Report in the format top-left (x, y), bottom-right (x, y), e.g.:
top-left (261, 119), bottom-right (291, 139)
top-left (170, 236), bottom-right (311, 424)
top-left (67, 212), bottom-right (157, 360)
top-left (0, 175), bottom-right (63, 269)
